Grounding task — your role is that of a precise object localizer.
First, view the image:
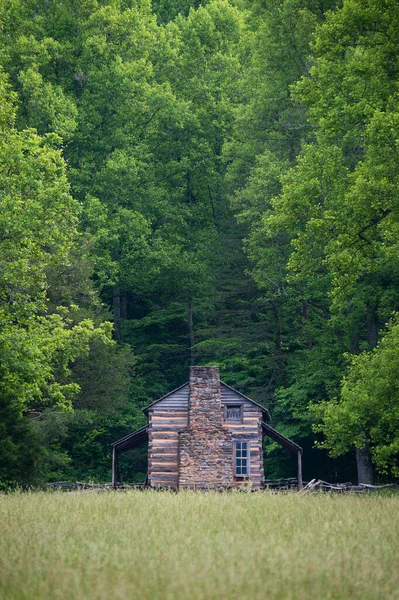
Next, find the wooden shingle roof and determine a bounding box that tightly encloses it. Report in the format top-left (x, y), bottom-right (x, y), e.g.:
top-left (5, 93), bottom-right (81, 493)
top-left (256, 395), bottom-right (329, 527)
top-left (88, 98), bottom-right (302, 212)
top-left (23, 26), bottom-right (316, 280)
top-left (142, 381), bottom-right (271, 421)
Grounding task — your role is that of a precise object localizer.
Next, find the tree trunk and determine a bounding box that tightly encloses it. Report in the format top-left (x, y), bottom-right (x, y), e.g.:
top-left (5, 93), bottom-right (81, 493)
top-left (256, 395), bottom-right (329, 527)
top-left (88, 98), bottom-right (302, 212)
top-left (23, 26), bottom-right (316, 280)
top-left (188, 299), bottom-right (195, 365)
top-left (274, 300), bottom-right (286, 387)
top-left (120, 292), bottom-right (128, 320)
top-left (354, 320), bottom-right (375, 485)
top-left (303, 300), bottom-right (312, 350)
top-left (351, 329), bottom-right (360, 352)
top-left (113, 285), bottom-right (121, 342)
top-left (367, 314), bottom-right (378, 348)
top-left (356, 447), bottom-right (374, 484)
top-left (215, 308), bottom-right (222, 339)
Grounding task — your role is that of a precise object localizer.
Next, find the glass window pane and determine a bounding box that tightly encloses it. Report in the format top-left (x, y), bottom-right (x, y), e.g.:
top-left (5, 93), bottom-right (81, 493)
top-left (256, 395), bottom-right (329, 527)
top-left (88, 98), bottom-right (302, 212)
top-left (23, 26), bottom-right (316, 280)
top-left (235, 441), bottom-right (250, 476)
top-left (227, 406), bottom-right (242, 421)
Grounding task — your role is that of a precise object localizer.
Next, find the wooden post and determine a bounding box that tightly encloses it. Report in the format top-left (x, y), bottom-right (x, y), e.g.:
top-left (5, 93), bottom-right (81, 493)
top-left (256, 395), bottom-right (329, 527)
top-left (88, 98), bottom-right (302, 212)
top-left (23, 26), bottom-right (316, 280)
top-left (112, 447), bottom-right (117, 486)
top-left (297, 451), bottom-right (303, 490)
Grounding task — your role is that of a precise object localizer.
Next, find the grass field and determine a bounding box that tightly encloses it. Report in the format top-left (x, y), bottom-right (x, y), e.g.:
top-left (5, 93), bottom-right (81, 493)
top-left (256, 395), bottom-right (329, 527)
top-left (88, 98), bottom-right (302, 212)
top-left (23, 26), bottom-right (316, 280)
top-left (1, 490), bottom-right (398, 600)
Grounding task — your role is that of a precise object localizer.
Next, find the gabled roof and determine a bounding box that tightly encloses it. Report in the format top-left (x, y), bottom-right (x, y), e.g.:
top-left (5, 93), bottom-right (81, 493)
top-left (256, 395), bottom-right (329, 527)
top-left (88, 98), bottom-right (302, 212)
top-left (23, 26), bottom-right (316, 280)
top-left (142, 382), bottom-right (189, 415)
top-left (142, 380), bottom-right (271, 421)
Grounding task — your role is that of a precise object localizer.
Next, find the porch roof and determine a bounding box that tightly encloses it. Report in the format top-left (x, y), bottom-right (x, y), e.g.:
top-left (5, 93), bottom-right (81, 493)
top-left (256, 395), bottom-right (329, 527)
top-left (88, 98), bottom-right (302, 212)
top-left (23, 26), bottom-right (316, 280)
top-left (111, 425), bottom-right (149, 454)
top-left (262, 421), bottom-right (303, 454)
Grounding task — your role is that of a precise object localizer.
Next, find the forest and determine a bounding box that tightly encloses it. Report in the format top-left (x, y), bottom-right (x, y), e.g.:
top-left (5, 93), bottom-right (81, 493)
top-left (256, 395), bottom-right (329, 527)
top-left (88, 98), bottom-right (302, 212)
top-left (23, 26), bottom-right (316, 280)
top-left (1, 0), bottom-right (399, 489)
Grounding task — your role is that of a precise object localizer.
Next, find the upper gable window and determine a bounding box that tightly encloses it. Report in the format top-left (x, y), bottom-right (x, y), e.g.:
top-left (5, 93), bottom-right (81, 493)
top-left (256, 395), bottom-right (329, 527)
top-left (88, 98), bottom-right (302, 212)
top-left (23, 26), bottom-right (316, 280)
top-left (225, 404), bottom-right (243, 422)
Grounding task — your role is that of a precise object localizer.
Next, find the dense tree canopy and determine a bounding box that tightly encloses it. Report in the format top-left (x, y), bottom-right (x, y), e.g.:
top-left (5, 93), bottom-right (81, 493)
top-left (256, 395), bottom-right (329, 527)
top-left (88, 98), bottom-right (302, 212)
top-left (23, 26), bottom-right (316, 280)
top-left (1, 0), bottom-right (398, 487)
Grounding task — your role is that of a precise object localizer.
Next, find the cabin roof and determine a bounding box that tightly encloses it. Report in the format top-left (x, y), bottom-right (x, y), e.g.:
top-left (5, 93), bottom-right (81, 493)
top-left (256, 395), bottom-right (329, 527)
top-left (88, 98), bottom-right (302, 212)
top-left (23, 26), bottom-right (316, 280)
top-left (111, 424), bottom-right (148, 453)
top-left (261, 422), bottom-right (303, 454)
top-left (111, 421), bottom-right (303, 457)
top-left (142, 382), bottom-right (188, 415)
top-left (142, 381), bottom-right (271, 420)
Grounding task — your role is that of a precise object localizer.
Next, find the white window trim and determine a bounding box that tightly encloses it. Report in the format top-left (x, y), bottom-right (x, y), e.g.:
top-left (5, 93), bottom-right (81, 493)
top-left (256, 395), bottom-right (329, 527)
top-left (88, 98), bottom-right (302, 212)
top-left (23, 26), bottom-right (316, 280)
top-left (234, 440), bottom-right (250, 477)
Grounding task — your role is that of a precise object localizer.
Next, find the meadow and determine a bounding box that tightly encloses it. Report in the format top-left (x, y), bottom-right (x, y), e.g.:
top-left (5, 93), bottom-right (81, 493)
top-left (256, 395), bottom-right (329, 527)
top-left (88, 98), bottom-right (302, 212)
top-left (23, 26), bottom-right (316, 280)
top-left (1, 490), bottom-right (398, 600)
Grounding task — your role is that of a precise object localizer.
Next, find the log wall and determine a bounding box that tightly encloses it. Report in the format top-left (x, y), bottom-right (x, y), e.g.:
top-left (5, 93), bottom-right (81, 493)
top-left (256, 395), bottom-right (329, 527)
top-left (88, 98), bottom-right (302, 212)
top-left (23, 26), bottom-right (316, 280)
top-left (226, 407), bottom-right (264, 489)
top-left (147, 369), bottom-right (265, 489)
top-left (148, 406), bottom-right (264, 489)
top-left (148, 409), bottom-right (188, 488)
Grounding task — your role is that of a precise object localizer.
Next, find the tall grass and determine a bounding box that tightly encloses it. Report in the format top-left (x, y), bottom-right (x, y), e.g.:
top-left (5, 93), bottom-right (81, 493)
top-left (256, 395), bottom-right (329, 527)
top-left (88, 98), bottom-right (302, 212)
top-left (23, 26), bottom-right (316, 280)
top-left (1, 491), bottom-right (398, 599)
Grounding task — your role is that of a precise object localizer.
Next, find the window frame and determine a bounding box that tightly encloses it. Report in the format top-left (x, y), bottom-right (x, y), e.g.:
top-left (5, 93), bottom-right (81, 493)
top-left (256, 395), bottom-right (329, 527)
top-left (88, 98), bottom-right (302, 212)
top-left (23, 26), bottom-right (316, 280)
top-left (224, 403), bottom-right (243, 423)
top-left (233, 440), bottom-right (250, 478)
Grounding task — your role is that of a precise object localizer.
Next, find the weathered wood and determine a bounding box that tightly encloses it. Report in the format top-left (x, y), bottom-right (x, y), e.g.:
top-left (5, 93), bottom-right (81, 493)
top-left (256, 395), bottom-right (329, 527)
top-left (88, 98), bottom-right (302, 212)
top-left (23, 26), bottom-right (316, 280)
top-left (150, 439), bottom-right (179, 446)
top-left (149, 406), bottom-right (182, 486)
top-left (149, 432), bottom-right (179, 440)
top-left (151, 456), bottom-right (178, 464)
top-left (152, 412), bottom-right (188, 419)
top-left (151, 417), bottom-right (188, 424)
top-left (113, 368), bottom-right (299, 489)
top-left (227, 422), bottom-right (259, 429)
top-left (297, 451), bottom-right (303, 490)
top-left (144, 381), bottom-right (270, 418)
top-left (151, 419), bottom-right (187, 423)
top-left (151, 424), bottom-right (186, 430)
top-left (148, 447), bottom-right (179, 455)
top-left (151, 474), bottom-right (179, 484)
top-left (151, 462), bottom-right (178, 477)
top-left (299, 479), bottom-right (321, 494)
top-left (111, 447), bottom-right (117, 486)
top-left (152, 405), bottom-right (188, 419)
top-left (149, 446), bottom-right (179, 453)
top-left (262, 421), bottom-right (302, 454)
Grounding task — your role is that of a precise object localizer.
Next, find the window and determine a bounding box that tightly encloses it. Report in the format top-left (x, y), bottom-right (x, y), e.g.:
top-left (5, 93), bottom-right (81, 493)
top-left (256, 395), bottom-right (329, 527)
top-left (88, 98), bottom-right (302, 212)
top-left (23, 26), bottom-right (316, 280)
top-left (225, 404), bottom-right (243, 422)
top-left (234, 441), bottom-right (249, 476)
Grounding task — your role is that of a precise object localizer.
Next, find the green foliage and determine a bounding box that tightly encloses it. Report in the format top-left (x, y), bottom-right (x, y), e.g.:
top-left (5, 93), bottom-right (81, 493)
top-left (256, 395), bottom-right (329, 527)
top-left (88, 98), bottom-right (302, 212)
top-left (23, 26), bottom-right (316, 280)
top-left (152, 0), bottom-right (205, 24)
top-left (2, 0), bottom-right (399, 486)
top-left (264, 0), bottom-right (399, 476)
top-left (0, 69), bottom-right (115, 487)
top-left (314, 316), bottom-right (399, 477)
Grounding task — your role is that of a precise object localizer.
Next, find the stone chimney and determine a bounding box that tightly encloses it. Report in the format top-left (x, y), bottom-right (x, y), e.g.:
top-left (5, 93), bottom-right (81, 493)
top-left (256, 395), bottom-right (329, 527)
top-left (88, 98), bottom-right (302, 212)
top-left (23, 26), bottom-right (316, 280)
top-left (178, 366), bottom-right (233, 488)
top-left (187, 366), bottom-right (223, 428)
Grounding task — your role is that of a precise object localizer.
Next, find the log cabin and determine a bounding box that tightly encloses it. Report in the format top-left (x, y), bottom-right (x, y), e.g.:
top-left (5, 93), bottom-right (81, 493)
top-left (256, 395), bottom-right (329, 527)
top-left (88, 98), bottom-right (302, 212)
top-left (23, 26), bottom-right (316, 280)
top-left (111, 366), bottom-right (303, 489)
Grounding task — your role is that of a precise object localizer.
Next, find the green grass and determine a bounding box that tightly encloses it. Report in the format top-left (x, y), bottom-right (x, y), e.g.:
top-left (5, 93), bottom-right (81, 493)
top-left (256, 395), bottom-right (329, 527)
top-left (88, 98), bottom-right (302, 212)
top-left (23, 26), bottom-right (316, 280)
top-left (1, 491), bottom-right (398, 600)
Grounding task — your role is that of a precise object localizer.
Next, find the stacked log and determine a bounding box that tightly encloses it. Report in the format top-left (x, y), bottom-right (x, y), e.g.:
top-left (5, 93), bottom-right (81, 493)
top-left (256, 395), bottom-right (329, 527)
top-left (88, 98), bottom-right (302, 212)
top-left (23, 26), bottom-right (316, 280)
top-left (299, 479), bottom-right (397, 493)
top-left (46, 482), bottom-right (146, 491)
top-left (45, 479), bottom-right (398, 492)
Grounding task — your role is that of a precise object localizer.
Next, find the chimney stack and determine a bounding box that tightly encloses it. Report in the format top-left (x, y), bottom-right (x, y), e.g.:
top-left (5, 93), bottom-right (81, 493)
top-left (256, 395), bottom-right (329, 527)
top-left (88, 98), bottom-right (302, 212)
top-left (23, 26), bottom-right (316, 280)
top-left (178, 366), bottom-right (233, 488)
top-left (188, 366), bottom-right (222, 428)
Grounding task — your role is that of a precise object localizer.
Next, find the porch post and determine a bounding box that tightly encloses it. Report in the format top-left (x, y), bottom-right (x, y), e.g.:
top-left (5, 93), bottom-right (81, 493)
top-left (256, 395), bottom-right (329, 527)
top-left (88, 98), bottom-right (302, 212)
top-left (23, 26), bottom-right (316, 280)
top-left (112, 447), bottom-right (117, 486)
top-left (297, 450), bottom-right (303, 490)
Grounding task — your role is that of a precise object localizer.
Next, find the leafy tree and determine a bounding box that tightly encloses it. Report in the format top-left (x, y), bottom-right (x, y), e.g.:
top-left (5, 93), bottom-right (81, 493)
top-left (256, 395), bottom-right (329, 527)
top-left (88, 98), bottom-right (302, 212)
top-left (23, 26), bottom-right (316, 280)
top-left (0, 70), bottom-right (112, 487)
top-left (152, 0), bottom-right (205, 23)
top-left (2, 0), bottom-right (398, 486)
top-left (224, 0), bottom-right (343, 478)
top-left (314, 316), bottom-right (399, 478)
top-left (262, 0), bottom-right (399, 480)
